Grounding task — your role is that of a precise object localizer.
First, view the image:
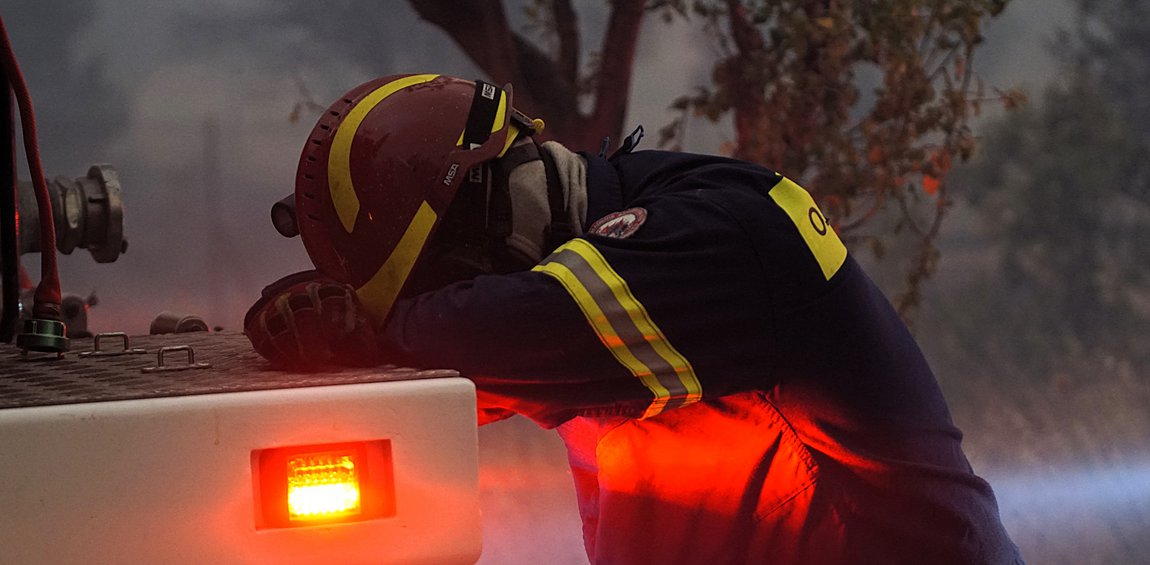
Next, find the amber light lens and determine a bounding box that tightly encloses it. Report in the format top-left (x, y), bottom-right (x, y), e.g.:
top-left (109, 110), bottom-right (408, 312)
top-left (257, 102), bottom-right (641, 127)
top-left (254, 440), bottom-right (394, 529)
top-left (287, 452), bottom-right (362, 521)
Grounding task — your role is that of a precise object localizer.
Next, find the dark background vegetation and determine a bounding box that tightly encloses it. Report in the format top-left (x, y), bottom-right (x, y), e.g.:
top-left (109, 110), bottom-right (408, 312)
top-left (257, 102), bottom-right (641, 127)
top-left (1, 1), bottom-right (1146, 563)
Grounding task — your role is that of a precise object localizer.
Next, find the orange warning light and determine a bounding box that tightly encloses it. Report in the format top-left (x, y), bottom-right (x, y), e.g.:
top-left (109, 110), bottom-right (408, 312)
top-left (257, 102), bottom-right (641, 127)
top-left (254, 440), bottom-right (394, 529)
top-left (287, 452), bottom-right (362, 521)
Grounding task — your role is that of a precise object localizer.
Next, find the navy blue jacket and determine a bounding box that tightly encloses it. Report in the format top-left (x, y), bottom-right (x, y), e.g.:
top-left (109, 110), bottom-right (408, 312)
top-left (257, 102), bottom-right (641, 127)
top-left (380, 149), bottom-right (1022, 564)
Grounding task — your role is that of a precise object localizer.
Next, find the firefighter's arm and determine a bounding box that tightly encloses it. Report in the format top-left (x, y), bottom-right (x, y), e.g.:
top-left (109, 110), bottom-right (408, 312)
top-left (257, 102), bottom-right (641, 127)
top-left (380, 269), bottom-right (626, 388)
top-left (241, 264), bottom-right (645, 425)
top-left (379, 238), bottom-right (708, 427)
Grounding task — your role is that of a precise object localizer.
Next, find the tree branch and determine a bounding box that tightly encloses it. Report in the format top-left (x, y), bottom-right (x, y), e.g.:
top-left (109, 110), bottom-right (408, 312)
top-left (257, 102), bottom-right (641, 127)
top-left (408, 0), bottom-right (574, 142)
top-left (553, 0), bottom-right (580, 81)
top-left (588, 0), bottom-right (647, 143)
top-left (407, 0), bottom-right (520, 82)
top-left (725, 0), bottom-right (765, 53)
top-left (895, 181), bottom-right (948, 317)
top-left (723, 0), bottom-right (770, 163)
top-left (511, 33), bottom-right (580, 124)
top-left (839, 188), bottom-right (890, 233)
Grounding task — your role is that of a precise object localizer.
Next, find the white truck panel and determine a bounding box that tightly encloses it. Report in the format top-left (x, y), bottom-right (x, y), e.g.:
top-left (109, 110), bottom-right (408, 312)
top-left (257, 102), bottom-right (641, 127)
top-left (0, 334), bottom-right (480, 565)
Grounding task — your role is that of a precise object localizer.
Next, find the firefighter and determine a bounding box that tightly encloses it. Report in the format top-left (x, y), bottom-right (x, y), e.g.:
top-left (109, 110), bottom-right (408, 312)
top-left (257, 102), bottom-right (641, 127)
top-left (244, 74), bottom-right (1024, 564)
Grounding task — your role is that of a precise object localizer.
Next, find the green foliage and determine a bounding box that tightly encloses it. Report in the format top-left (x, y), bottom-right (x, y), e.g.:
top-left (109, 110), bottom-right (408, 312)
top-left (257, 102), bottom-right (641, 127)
top-left (198, 0), bottom-right (1018, 315)
top-left (648, 0), bottom-right (1016, 314)
top-left (934, 22), bottom-right (1150, 377)
top-left (1074, 0), bottom-right (1150, 137)
top-left (956, 73), bottom-right (1145, 365)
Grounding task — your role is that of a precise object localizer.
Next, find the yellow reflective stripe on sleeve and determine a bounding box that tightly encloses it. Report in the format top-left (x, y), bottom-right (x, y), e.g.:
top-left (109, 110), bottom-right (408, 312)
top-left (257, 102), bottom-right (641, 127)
top-left (355, 200), bottom-right (438, 325)
top-left (769, 177), bottom-right (847, 280)
top-left (534, 261), bottom-right (675, 417)
top-left (330, 74), bottom-right (439, 233)
top-left (533, 239), bottom-right (703, 418)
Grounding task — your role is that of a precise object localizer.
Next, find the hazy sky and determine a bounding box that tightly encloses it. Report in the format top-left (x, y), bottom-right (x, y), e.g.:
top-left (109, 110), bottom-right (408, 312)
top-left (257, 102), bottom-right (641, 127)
top-left (0, 0), bottom-right (1076, 333)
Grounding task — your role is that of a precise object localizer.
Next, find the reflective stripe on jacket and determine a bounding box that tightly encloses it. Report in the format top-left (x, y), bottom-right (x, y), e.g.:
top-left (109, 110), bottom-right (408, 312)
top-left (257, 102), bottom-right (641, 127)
top-left (379, 149), bottom-right (1023, 564)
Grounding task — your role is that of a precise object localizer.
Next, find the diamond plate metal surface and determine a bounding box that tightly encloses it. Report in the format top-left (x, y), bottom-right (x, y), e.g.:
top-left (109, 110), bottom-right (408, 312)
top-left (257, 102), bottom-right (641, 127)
top-left (0, 331), bottom-right (459, 409)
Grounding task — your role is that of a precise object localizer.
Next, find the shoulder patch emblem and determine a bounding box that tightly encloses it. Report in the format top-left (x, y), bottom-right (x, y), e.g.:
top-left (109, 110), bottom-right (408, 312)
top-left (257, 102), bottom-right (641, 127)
top-left (588, 207), bottom-right (648, 239)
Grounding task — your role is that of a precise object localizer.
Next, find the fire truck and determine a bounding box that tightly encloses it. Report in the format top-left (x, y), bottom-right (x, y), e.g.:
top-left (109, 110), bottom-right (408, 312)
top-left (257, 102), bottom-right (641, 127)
top-left (0, 334), bottom-right (482, 564)
top-left (0, 16), bottom-right (483, 565)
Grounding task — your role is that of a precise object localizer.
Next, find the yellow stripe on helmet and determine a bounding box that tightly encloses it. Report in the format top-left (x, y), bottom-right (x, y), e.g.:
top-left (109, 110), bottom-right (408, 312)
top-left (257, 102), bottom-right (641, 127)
top-left (355, 200), bottom-right (439, 325)
top-left (491, 89), bottom-right (507, 134)
top-left (329, 73), bottom-right (440, 234)
top-left (455, 88), bottom-right (511, 148)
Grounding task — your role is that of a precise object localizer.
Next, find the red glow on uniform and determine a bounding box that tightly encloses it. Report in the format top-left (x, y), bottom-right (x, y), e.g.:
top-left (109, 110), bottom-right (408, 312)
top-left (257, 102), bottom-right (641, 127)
top-left (563, 392), bottom-right (825, 561)
top-left (592, 391), bottom-right (816, 511)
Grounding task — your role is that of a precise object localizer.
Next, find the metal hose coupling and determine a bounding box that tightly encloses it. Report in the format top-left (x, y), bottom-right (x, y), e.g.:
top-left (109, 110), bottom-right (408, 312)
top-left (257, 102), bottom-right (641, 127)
top-left (16, 164), bottom-right (127, 263)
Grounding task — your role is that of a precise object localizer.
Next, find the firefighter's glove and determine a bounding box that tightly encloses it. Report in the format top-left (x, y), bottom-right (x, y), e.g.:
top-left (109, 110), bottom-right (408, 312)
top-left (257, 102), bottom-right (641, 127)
top-left (243, 271), bottom-right (379, 371)
top-left (491, 140), bottom-right (587, 267)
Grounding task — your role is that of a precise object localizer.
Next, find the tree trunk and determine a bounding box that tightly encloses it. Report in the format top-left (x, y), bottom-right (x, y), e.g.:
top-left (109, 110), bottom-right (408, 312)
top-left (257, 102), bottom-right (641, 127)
top-left (407, 0), bottom-right (645, 151)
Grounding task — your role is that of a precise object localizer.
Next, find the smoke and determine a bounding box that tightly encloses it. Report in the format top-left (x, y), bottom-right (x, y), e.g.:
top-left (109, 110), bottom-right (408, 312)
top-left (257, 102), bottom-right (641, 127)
top-left (0, 0), bottom-right (1076, 333)
top-left (11, 1), bottom-right (1147, 563)
top-left (993, 462), bottom-right (1150, 513)
top-left (988, 461), bottom-right (1150, 561)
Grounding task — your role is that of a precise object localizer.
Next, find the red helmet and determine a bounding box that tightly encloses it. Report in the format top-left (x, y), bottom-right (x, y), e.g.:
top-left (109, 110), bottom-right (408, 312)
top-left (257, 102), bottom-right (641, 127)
top-left (294, 74), bottom-right (540, 324)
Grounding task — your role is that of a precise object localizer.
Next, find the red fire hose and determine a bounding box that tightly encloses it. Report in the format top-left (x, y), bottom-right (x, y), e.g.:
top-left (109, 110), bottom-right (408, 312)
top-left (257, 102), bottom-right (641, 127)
top-left (0, 14), bottom-right (67, 352)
